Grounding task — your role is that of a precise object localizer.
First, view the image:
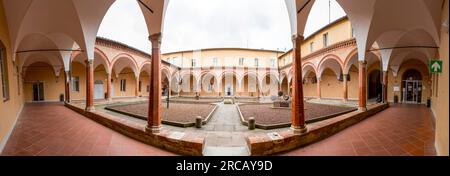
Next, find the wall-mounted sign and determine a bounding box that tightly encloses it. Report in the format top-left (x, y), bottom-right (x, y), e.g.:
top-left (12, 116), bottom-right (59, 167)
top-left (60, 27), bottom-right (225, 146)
top-left (430, 60), bottom-right (443, 73)
top-left (394, 86), bottom-right (400, 92)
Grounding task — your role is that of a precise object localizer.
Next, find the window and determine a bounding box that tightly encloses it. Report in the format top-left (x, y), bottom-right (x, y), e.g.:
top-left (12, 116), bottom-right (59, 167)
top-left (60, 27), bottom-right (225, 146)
top-left (323, 33), bottom-right (329, 47)
top-left (120, 79), bottom-right (126, 92)
top-left (139, 81), bottom-right (142, 92)
top-left (0, 46), bottom-right (9, 100)
top-left (72, 76), bottom-right (80, 92)
top-left (213, 58), bottom-right (218, 66)
top-left (270, 59), bottom-right (276, 67)
top-left (16, 66), bottom-right (20, 95)
top-left (254, 58), bottom-right (259, 67)
top-left (310, 42), bottom-right (314, 52)
top-left (191, 59), bottom-right (197, 67)
top-left (239, 58), bottom-right (244, 66)
top-left (351, 27), bottom-right (355, 38)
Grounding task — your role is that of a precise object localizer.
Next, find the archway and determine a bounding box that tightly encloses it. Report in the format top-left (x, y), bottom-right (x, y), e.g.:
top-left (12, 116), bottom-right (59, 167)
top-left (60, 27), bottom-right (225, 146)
top-left (280, 77), bottom-right (289, 96)
top-left (180, 74), bottom-right (198, 96)
top-left (200, 72), bottom-right (218, 97)
top-left (220, 73), bottom-right (238, 97)
top-left (303, 71), bottom-right (318, 98)
top-left (368, 70), bottom-right (382, 100)
top-left (260, 73), bottom-right (279, 97)
top-left (320, 68), bottom-right (341, 99)
top-left (241, 73), bottom-right (259, 97)
top-left (23, 62), bottom-right (65, 102)
top-left (161, 73), bottom-right (170, 96)
top-left (401, 69), bottom-right (422, 103)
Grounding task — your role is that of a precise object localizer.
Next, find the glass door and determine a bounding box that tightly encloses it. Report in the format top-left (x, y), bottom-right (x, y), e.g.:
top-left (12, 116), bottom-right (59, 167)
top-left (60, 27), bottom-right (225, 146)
top-left (403, 80), bottom-right (422, 103)
top-left (33, 81), bottom-right (44, 101)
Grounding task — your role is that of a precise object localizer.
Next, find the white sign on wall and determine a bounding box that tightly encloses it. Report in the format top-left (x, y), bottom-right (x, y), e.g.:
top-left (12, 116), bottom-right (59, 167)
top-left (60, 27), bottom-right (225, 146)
top-left (393, 86), bottom-right (400, 92)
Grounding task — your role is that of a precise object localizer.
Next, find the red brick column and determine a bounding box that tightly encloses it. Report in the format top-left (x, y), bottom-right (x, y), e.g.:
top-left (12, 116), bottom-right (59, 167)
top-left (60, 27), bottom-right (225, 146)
top-left (85, 60), bottom-right (95, 112)
top-left (343, 74), bottom-right (348, 102)
top-left (106, 73), bottom-right (112, 101)
top-left (358, 60), bottom-right (367, 111)
top-left (146, 33), bottom-right (162, 133)
top-left (383, 71), bottom-right (388, 103)
top-left (64, 71), bottom-right (71, 103)
top-left (135, 76), bottom-right (139, 97)
top-left (291, 35), bottom-right (307, 134)
top-left (316, 77), bottom-right (321, 99)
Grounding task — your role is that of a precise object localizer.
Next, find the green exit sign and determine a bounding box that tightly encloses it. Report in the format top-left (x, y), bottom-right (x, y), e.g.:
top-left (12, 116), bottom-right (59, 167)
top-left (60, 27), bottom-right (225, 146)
top-left (430, 60), bottom-right (442, 73)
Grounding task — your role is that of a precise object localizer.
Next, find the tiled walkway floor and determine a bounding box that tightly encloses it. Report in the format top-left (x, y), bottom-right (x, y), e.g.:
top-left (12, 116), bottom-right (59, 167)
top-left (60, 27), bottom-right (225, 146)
top-left (1, 102), bottom-right (437, 156)
top-left (1, 103), bottom-right (176, 156)
top-left (280, 104), bottom-right (437, 156)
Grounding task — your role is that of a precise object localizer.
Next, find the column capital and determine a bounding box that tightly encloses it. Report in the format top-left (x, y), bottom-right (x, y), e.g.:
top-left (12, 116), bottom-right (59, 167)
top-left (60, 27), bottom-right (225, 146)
top-left (291, 34), bottom-right (305, 41)
top-left (291, 35), bottom-right (304, 47)
top-left (149, 33), bottom-right (162, 48)
top-left (358, 60), bottom-right (367, 65)
top-left (85, 59), bottom-right (94, 65)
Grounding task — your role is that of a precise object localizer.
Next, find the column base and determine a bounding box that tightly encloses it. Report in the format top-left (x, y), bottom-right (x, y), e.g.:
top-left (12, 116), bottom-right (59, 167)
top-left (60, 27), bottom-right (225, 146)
top-left (85, 106), bottom-right (95, 112)
top-left (291, 125), bottom-right (307, 134)
top-left (358, 106), bottom-right (367, 112)
top-left (145, 125), bottom-right (162, 134)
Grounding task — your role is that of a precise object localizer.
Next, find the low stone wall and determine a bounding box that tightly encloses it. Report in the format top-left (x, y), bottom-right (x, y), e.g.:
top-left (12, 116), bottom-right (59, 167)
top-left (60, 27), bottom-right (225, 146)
top-left (246, 103), bottom-right (389, 155)
top-left (65, 103), bottom-right (205, 156)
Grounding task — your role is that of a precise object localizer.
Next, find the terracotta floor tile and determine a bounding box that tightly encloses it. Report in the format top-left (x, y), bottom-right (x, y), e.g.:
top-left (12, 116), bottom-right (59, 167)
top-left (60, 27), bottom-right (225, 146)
top-left (281, 104), bottom-right (436, 156)
top-left (1, 103), bottom-right (176, 156)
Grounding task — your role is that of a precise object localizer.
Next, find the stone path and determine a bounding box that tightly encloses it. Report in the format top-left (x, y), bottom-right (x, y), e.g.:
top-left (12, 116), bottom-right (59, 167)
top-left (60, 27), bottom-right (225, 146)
top-left (202, 103), bottom-right (250, 156)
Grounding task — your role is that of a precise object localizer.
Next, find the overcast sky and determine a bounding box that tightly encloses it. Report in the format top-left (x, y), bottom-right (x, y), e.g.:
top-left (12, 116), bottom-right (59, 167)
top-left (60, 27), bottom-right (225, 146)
top-left (98, 0), bottom-right (346, 54)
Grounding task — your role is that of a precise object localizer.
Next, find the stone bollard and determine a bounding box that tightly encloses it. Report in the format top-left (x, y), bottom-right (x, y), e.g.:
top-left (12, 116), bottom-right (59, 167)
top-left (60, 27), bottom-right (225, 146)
top-left (248, 117), bottom-right (255, 130)
top-left (195, 116), bottom-right (202, 128)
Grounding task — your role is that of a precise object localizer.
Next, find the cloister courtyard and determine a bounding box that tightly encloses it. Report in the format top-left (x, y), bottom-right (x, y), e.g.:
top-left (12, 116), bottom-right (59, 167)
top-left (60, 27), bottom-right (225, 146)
top-left (0, 0), bottom-right (448, 157)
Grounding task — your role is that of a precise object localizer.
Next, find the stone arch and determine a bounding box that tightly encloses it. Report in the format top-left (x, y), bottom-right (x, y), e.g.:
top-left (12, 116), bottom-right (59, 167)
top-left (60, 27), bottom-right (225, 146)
top-left (110, 53), bottom-right (139, 77)
top-left (317, 54), bottom-right (344, 78)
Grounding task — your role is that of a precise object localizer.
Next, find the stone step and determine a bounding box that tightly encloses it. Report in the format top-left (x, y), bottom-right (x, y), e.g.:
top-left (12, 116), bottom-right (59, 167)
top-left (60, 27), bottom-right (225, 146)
top-left (203, 146), bottom-right (250, 156)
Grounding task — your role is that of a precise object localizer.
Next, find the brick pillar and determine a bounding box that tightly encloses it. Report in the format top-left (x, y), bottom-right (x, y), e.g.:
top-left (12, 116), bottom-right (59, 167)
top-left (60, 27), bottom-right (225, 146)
top-left (358, 60), bottom-right (367, 111)
top-left (316, 77), bottom-right (321, 99)
top-left (146, 33), bottom-right (162, 133)
top-left (343, 74), bottom-right (348, 102)
top-left (383, 71), bottom-right (388, 103)
top-left (106, 73), bottom-right (112, 101)
top-left (64, 70), bottom-right (71, 103)
top-left (85, 60), bottom-right (95, 112)
top-left (291, 35), bottom-right (307, 134)
top-left (135, 76), bottom-right (139, 97)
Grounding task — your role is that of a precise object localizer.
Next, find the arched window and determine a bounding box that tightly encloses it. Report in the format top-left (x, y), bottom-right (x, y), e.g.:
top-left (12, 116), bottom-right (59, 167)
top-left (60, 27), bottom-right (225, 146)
top-left (0, 43), bottom-right (9, 101)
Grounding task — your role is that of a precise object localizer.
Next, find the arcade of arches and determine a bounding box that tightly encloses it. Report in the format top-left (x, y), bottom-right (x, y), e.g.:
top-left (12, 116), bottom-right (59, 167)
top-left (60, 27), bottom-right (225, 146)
top-left (0, 0), bottom-right (448, 156)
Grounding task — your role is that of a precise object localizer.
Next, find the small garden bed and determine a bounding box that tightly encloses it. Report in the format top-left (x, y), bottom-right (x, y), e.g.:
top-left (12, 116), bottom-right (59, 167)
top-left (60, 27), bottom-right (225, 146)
top-left (105, 102), bottom-right (218, 127)
top-left (237, 102), bottom-right (356, 129)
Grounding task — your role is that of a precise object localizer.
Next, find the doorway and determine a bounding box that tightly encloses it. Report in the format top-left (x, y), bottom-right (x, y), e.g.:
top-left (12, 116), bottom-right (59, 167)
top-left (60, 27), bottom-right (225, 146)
top-left (401, 69), bottom-right (422, 104)
top-left (225, 85), bottom-right (233, 96)
top-left (94, 80), bottom-right (104, 99)
top-left (32, 81), bottom-right (44, 101)
top-left (402, 80), bottom-right (422, 103)
top-left (368, 70), bottom-right (382, 101)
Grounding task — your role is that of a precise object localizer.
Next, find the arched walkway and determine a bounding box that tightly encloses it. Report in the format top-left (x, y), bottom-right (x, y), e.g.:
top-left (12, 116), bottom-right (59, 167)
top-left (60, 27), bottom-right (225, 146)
top-left (1, 103), bottom-right (176, 156)
top-left (280, 104), bottom-right (436, 156)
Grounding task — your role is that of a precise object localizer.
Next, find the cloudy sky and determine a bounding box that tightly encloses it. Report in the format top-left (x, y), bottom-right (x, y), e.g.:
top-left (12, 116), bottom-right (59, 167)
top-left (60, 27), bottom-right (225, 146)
top-left (98, 0), bottom-right (346, 54)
